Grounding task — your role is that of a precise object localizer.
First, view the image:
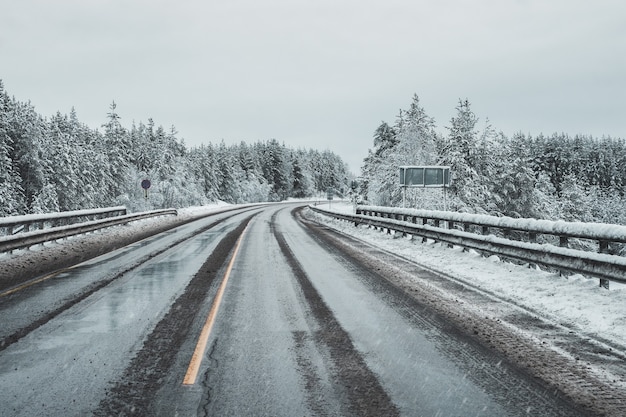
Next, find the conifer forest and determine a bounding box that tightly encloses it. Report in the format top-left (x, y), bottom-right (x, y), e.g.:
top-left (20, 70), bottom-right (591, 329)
top-left (361, 94), bottom-right (626, 225)
top-left (0, 80), bottom-right (349, 216)
top-left (2, 79), bottom-right (626, 226)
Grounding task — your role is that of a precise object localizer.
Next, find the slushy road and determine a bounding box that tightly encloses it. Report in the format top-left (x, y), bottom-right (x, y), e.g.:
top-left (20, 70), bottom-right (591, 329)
top-left (0, 203), bottom-right (588, 416)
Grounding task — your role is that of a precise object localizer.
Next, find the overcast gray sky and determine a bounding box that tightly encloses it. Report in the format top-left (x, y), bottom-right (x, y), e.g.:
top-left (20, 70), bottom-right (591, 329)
top-left (1, 0), bottom-right (625, 173)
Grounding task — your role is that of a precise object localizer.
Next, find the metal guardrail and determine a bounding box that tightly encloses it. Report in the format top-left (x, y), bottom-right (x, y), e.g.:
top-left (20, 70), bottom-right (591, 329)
top-left (0, 206), bottom-right (128, 236)
top-left (309, 205), bottom-right (626, 287)
top-left (0, 209), bottom-right (177, 253)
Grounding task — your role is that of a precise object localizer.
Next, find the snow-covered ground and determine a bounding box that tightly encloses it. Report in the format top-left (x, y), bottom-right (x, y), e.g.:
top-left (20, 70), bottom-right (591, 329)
top-left (0, 203), bottom-right (233, 287)
top-left (311, 202), bottom-right (626, 351)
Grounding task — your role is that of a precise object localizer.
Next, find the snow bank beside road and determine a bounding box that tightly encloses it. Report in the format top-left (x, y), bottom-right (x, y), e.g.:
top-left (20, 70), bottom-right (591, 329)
top-left (312, 203), bottom-right (626, 348)
top-left (357, 204), bottom-right (626, 241)
top-left (5, 200), bottom-right (624, 348)
top-left (3, 200), bottom-right (625, 360)
top-left (0, 203), bottom-right (231, 292)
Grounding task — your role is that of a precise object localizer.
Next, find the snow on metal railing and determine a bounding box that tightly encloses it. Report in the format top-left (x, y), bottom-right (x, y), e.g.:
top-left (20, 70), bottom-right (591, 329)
top-left (309, 205), bottom-right (626, 288)
top-left (356, 205), bottom-right (626, 244)
top-left (0, 206), bottom-right (128, 236)
top-left (0, 208), bottom-right (177, 254)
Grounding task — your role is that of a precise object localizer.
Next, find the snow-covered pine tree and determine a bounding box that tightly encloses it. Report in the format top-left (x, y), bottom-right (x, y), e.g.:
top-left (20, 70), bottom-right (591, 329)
top-left (0, 81), bottom-right (25, 216)
top-left (8, 101), bottom-right (49, 213)
top-left (216, 140), bottom-right (240, 203)
top-left (291, 154), bottom-right (307, 199)
top-left (440, 99), bottom-right (483, 211)
top-left (188, 144), bottom-right (220, 202)
top-left (364, 95), bottom-right (439, 207)
top-left (101, 101), bottom-right (130, 200)
top-left (45, 111), bottom-right (88, 210)
top-left (491, 132), bottom-right (538, 218)
top-left (261, 139), bottom-right (291, 201)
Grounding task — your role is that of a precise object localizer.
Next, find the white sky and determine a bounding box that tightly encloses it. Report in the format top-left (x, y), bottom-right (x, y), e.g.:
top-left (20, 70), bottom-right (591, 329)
top-left (1, 0), bottom-right (625, 173)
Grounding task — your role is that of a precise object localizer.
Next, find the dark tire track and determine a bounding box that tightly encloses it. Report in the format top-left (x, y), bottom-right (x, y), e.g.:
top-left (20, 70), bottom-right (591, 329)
top-left (298, 207), bottom-right (621, 417)
top-left (93, 215), bottom-right (254, 416)
top-left (0, 214), bottom-right (242, 353)
top-left (270, 211), bottom-right (400, 417)
top-left (0, 205), bottom-right (264, 293)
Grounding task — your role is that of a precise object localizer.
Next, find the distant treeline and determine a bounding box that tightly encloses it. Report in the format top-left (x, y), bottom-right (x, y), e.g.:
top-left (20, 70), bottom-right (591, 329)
top-left (362, 94), bottom-right (626, 224)
top-left (0, 80), bottom-right (349, 216)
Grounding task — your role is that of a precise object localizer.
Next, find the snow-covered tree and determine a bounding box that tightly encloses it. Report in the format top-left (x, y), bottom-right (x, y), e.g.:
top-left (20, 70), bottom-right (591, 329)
top-left (30, 182), bottom-right (60, 214)
top-left (0, 79), bottom-right (355, 213)
top-left (438, 99), bottom-right (487, 211)
top-left (0, 83), bottom-right (24, 216)
top-left (188, 144), bottom-right (220, 202)
top-left (101, 102), bottom-right (130, 199)
top-left (216, 141), bottom-right (240, 203)
top-left (8, 101), bottom-right (48, 212)
top-left (363, 95), bottom-right (439, 207)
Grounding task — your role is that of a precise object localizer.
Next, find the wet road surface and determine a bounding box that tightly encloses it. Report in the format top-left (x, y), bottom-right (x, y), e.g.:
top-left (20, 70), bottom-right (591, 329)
top-left (0, 203), bottom-right (593, 416)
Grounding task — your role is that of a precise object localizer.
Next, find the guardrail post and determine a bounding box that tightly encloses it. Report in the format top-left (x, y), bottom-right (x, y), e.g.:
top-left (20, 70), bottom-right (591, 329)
top-left (527, 232), bottom-right (538, 269)
top-left (559, 236), bottom-right (569, 277)
top-left (599, 241), bottom-right (610, 289)
top-left (312, 205), bottom-right (626, 284)
top-left (409, 216), bottom-right (417, 240)
top-left (401, 214), bottom-right (407, 237)
top-left (462, 223), bottom-right (471, 252)
top-left (447, 221), bottom-right (455, 248)
top-left (360, 210), bottom-right (369, 229)
top-left (432, 219), bottom-right (441, 244)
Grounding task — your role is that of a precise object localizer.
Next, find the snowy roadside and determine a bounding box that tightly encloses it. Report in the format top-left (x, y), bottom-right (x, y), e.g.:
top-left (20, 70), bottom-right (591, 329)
top-left (0, 203), bottom-right (232, 290)
top-left (2, 200), bottom-right (626, 412)
top-left (310, 202), bottom-right (626, 345)
top-left (308, 202), bottom-right (626, 386)
top-left (3, 201), bottom-right (625, 385)
top-left (5, 200), bottom-right (625, 349)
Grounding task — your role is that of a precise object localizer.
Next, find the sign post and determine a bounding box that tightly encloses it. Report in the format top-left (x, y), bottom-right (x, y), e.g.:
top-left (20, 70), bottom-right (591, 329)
top-left (399, 166), bottom-right (451, 210)
top-left (141, 179), bottom-right (151, 200)
top-left (326, 187), bottom-right (334, 209)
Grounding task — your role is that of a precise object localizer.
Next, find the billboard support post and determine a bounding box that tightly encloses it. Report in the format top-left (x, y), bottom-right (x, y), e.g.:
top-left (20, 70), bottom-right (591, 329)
top-left (399, 166), bottom-right (451, 210)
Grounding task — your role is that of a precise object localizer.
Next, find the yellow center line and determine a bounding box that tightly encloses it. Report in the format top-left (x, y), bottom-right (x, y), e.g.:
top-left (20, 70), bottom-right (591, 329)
top-left (182, 224), bottom-right (249, 386)
top-left (0, 269), bottom-right (69, 298)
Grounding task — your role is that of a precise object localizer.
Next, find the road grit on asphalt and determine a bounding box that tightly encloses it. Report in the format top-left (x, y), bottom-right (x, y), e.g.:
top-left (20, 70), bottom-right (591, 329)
top-left (2, 203), bottom-right (625, 415)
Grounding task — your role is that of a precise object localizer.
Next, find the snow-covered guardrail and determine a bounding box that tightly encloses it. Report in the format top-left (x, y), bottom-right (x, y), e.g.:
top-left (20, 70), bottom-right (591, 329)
top-left (0, 209), bottom-right (177, 254)
top-left (309, 205), bottom-right (626, 288)
top-left (0, 206), bottom-right (128, 236)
